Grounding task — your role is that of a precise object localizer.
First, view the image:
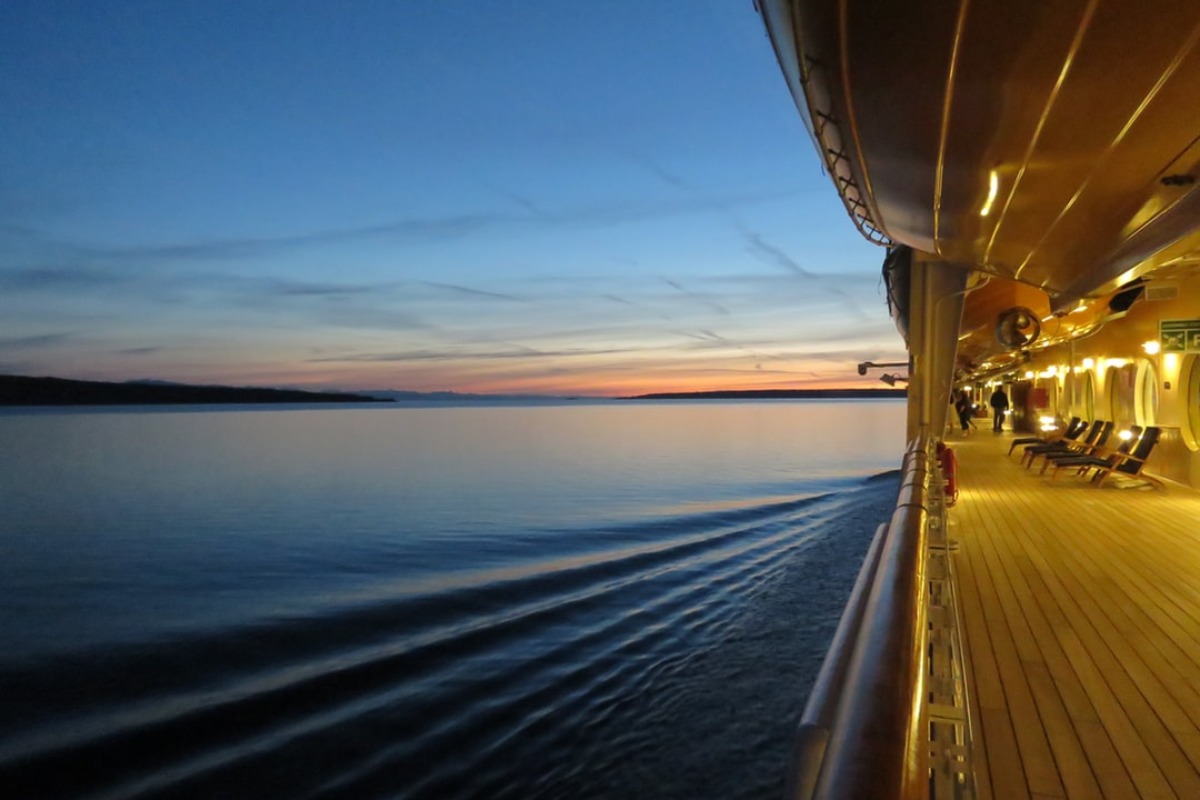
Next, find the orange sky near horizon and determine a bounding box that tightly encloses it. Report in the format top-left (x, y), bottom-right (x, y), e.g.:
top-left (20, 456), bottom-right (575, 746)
top-left (109, 346), bottom-right (906, 397)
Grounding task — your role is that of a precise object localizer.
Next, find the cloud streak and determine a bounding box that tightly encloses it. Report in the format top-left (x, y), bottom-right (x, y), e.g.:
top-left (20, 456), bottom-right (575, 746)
top-left (0, 332), bottom-right (73, 349)
top-left (660, 277), bottom-right (731, 316)
top-left (739, 227), bottom-right (815, 278)
top-left (4, 187), bottom-right (801, 269)
top-left (307, 345), bottom-right (642, 363)
top-left (422, 282), bottom-right (525, 302)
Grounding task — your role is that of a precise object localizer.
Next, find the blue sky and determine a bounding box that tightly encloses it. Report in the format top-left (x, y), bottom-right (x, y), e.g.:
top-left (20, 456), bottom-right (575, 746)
top-left (1, 1), bottom-right (902, 395)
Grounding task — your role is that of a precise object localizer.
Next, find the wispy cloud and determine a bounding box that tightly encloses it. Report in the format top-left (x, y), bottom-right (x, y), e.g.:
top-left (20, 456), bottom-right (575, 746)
top-left (421, 282), bottom-right (525, 302)
top-left (306, 344), bottom-right (642, 363)
top-left (602, 293), bottom-right (636, 306)
top-left (824, 285), bottom-right (874, 321)
top-left (267, 279), bottom-right (379, 297)
top-left (3, 187), bottom-right (800, 270)
top-left (113, 346), bottom-right (163, 356)
top-left (478, 182), bottom-right (554, 221)
top-left (75, 215), bottom-right (504, 263)
top-left (0, 267), bottom-right (131, 292)
top-left (739, 227), bottom-right (814, 278)
top-left (0, 332), bottom-right (73, 349)
top-left (626, 151), bottom-right (690, 190)
top-left (660, 277), bottom-right (730, 316)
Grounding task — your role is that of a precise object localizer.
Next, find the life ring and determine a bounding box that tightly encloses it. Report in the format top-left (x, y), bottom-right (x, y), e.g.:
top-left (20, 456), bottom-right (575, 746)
top-left (937, 442), bottom-right (958, 506)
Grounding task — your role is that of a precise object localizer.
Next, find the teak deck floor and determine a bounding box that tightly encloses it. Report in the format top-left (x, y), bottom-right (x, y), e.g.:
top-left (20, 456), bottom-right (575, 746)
top-left (950, 433), bottom-right (1200, 800)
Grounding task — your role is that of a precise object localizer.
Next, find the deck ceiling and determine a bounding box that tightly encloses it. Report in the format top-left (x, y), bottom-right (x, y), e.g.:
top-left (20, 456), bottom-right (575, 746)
top-left (767, 0), bottom-right (1200, 308)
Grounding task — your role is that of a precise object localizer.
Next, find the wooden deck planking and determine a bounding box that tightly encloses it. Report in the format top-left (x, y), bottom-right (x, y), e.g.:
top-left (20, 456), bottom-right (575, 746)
top-left (948, 433), bottom-right (1200, 799)
top-left (971, 503), bottom-right (1108, 800)
top-left (967, 456), bottom-right (1184, 800)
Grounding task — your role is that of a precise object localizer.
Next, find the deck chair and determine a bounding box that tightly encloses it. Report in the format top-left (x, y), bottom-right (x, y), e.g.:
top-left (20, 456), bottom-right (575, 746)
top-left (1091, 426), bottom-right (1162, 487)
top-left (1022, 420), bottom-right (1108, 469)
top-left (1007, 416), bottom-right (1084, 456)
top-left (1045, 426), bottom-right (1142, 479)
top-left (1035, 421), bottom-right (1114, 473)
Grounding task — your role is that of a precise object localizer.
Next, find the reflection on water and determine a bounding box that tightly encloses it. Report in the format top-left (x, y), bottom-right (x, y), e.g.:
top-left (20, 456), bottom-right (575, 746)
top-left (0, 400), bottom-right (904, 798)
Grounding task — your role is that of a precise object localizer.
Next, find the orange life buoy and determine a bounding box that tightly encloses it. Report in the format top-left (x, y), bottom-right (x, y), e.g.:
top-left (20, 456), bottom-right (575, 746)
top-left (937, 442), bottom-right (958, 506)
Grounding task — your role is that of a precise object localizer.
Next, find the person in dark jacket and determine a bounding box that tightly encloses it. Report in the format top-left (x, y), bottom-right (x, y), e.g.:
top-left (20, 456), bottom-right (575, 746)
top-left (955, 391), bottom-right (973, 433)
top-left (989, 387), bottom-right (1010, 432)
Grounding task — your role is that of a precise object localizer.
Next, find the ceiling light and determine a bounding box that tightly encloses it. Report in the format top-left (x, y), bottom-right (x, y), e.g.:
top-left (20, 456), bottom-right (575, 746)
top-left (980, 170), bottom-right (999, 217)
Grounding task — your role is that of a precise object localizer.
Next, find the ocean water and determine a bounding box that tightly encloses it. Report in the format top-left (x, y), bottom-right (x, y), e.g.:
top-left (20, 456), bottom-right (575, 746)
top-left (0, 399), bottom-right (905, 799)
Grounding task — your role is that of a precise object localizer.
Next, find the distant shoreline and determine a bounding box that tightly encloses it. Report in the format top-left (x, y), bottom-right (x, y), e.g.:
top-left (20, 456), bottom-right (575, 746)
top-left (0, 375), bottom-right (388, 406)
top-left (1, 373), bottom-right (907, 407)
top-left (624, 388), bottom-right (906, 400)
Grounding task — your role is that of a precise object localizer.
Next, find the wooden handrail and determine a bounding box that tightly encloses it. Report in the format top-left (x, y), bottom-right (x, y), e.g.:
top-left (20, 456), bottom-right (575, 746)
top-left (785, 521), bottom-right (888, 799)
top-left (785, 440), bottom-right (935, 799)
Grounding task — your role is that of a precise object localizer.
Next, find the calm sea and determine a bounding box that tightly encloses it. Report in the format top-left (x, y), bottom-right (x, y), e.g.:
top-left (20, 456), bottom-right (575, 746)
top-left (0, 399), bottom-right (905, 799)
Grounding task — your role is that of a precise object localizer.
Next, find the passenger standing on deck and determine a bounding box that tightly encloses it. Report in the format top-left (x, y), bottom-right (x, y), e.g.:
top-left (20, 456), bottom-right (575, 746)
top-left (989, 386), bottom-right (1009, 433)
top-left (955, 391), bottom-right (972, 433)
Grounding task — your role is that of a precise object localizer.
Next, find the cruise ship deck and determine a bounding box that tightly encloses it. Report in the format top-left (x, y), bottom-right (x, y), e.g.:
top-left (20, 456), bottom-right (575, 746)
top-left (950, 432), bottom-right (1200, 800)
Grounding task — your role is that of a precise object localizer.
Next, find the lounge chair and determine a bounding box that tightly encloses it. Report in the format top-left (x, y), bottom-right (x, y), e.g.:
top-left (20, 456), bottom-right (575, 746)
top-left (1086, 426), bottom-right (1162, 487)
top-left (1036, 421), bottom-right (1115, 473)
top-left (1044, 425), bottom-right (1142, 478)
top-left (1022, 420), bottom-right (1110, 469)
top-left (1007, 416), bottom-right (1084, 456)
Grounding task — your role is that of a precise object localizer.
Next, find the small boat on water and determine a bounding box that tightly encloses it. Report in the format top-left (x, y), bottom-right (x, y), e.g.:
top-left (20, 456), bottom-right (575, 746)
top-left (757, 1), bottom-right (1200, 797)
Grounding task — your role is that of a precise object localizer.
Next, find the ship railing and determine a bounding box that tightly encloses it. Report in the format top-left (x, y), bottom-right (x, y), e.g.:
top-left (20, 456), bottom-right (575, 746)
top-left (784, 437), bottom-right (976, 800)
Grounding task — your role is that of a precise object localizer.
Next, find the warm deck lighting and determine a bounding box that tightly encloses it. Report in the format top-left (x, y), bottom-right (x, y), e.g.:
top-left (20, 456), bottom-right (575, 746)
top-left (1039, 415), bottom-right (1058, 432)
top-left (1105, 358), bottom-right (1129, 369)
top-left (1023, 370), bottom-right (1034, 379)
top-left (1143, 340), bottom-right (1161, 355)
top-left (1081, 357), bottom-right (1095, 369)
top-left (980, 170), bottom-right (999, 216)
top-left (1118, 429), bottom-right (1134, 441)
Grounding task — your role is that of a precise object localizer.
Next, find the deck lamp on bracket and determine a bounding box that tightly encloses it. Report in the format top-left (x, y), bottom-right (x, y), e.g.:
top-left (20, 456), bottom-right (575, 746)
top-left (856, 360), bottom-right (908, 376)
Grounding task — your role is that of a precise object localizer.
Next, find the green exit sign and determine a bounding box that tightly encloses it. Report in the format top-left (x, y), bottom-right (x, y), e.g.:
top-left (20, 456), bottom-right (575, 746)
top-left (1160, 319), bottom-right (1200, 352)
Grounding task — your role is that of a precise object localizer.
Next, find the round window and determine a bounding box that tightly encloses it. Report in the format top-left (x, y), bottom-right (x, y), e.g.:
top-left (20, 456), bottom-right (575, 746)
top-left (1108, 364), bottom-right (1136, 425)
top-left (1081, 372), bottom-right (1095, 421)
top-left (1135, 359), bottom-right (1158, 426)
top-left (1186, 355), bottom-right (1200, 451)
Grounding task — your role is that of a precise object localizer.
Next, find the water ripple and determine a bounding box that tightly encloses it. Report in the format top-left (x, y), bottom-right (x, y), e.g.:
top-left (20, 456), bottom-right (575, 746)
top-left (0, 478), bottom-right (897, 799)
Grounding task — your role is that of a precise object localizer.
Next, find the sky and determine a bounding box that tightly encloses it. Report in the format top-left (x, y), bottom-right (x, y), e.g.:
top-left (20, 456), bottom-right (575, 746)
top-left (1, 1), bottom-right (904, 396)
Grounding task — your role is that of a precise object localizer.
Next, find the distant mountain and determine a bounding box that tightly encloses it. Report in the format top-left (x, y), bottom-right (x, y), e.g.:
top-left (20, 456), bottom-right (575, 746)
top-left (0, 374), bottom-right (390, 406)
top-left (625, 388), bottom-right (906, 400)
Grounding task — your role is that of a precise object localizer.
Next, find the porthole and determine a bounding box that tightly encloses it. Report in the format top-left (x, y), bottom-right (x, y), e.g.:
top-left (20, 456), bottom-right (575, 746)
top-left (1081, 372), bottom-right (1095, 421)
top-left (1107, 364), bottom-right (1136, 425)
top-left (1134, 359), bottom-right (1158, 426)
top-left (1185, 355), bottom-right (1200, 451)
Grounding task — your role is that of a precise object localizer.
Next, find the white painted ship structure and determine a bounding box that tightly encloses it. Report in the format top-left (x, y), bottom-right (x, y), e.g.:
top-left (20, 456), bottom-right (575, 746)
top-left (758, 2), bottom-right (1200, 798)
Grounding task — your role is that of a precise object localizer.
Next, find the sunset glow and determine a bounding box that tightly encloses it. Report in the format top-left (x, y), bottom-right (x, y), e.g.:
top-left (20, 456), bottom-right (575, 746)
top-left (0, 2), bottom-right (902, 395)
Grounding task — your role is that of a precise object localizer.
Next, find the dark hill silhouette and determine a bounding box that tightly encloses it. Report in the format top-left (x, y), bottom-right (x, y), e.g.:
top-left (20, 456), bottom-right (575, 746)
top-left (0, 375), bottom-right (388, 406)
